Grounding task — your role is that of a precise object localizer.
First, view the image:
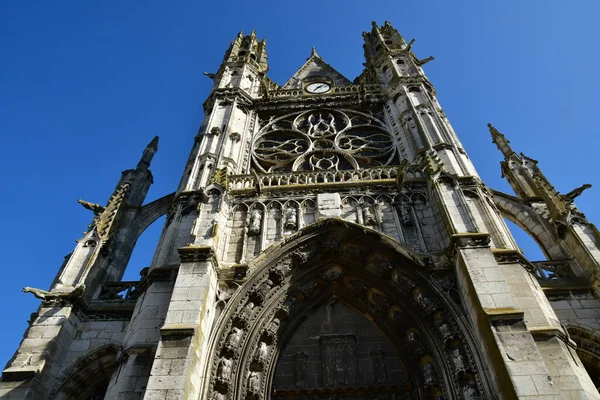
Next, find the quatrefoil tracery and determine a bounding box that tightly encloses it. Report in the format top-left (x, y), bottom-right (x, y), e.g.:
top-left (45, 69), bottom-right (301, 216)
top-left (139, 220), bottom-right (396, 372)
top-left (252, 109), bottom-right (397, 172)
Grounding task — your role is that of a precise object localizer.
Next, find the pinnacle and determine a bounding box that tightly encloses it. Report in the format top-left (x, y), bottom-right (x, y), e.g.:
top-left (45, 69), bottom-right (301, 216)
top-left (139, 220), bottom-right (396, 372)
top-left (147, 135), bottom-right (159, 151)
top-left (310, 46), bottom-right (320, 59)
top-left (488, 123), bottom-right (514, 158)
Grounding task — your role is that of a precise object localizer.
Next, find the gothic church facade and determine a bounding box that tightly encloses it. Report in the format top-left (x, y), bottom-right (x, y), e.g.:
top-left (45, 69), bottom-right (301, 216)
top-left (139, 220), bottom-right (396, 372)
top-left (2, 22), bottom-right (600, 400)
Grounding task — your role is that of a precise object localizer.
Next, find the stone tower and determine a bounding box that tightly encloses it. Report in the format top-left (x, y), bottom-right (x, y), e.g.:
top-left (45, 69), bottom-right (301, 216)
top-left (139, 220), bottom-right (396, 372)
top-left (2, 21), bottom-right (600, 400)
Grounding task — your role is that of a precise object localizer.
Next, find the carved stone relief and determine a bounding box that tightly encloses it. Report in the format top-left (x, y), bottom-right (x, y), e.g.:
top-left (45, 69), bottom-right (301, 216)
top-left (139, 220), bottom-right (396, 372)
top-left (207, 223), bottom-right (492, 400)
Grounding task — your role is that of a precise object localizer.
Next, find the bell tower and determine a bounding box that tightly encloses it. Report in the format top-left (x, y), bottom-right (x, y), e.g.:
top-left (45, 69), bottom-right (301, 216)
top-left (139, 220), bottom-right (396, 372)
top-left (2, 22), bottom-right (600, 400)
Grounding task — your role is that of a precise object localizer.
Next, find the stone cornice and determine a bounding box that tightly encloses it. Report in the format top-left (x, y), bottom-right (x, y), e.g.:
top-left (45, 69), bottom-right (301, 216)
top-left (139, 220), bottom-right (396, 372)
top-left (178, 245), bottom-right (215, 263)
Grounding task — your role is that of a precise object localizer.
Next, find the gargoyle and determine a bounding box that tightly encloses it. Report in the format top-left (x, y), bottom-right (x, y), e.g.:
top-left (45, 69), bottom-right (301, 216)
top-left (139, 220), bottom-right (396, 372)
top-left (562, 184), bottom-right (592, 202)
top-left (203, 72), bottom-right (216, 80)
top-left (78, 199), bottom-right (105, 215)
top-left (23, 284), bottom-right (85, 301)
top-left (417, 56), bottom-right (435, 66)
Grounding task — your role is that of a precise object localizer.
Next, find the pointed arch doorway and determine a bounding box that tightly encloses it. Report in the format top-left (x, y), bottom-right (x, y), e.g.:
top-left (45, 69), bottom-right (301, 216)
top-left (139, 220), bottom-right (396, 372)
top-left (204, 220), bottom-right (496, 400)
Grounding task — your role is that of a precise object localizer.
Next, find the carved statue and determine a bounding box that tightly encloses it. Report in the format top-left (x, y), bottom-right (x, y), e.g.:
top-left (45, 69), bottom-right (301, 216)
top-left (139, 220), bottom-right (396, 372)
top-left (256, 341), bottom-right (268, 365)
top-left (284, 207), bottom-right (298, 229)
top-left (398, 200), bottom-right (413, 226)
top-left (462, 382), bottom-right (478, 399)
top-left (248, 209), bottom-right (262, 235)
top-left (217, 358), bottom-right (232, 384)
top-left (23, 284), bottom-right (85, 302)
top-left (422, 362), bottom-right (435, 385)
top-left (392, 269), bottom-right (416, 289)
top-left (211, 391), bottom-right (225, 400)
top-left (266, 317), bottom-right (281, 337)
top-left (248, 371), bottom-right (260, 394)
top-left (452, 348), bottom-right (466, 373)
top-left (361, 204), bottom-right (377, 225)
top-left (438, 321), bottom-right (453, 340)
top-left (242, 302), bottom-right (255, 318)
top-left (282, 295), bottom-right (299, 316)
top-left (225, 327), bottom-right (243, 350)
top-left (415, 289), bottom-right (435, 313)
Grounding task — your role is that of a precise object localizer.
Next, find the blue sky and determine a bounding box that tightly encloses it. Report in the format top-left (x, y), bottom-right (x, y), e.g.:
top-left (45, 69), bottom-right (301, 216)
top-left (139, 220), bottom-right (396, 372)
top-left (1, 1), bottom-right (599, 367)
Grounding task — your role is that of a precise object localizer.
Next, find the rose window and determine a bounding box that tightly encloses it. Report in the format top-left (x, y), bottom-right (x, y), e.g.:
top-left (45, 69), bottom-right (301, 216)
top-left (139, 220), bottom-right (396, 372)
top-left (252, 109), bottom-right (396, 172)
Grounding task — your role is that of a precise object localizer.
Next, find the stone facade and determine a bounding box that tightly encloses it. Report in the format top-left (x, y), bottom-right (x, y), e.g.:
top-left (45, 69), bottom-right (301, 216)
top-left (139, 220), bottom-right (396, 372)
top-left (2, 21), bottom-right (600, 400)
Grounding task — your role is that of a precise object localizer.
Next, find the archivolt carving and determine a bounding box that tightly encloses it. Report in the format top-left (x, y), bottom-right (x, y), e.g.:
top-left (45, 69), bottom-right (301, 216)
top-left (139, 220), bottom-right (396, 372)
top-left (252, 109), bottom-right (397, 172)
top-left (203, 220), bottom-right (495, 400)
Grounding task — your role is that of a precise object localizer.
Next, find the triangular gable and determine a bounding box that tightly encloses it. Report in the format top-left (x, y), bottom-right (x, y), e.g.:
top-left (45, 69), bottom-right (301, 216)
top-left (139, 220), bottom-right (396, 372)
top-left (282, 48), bottom-right (352, 89)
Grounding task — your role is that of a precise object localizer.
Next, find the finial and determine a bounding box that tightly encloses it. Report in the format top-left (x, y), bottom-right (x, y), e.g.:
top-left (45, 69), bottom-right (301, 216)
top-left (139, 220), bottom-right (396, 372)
top-left (138, 136), bottom-right (159, 169)
top-left (237, 31), bottom-right (244, 38)
top-left (250, 30), bottom-right (256, 37)
top-left (371, 21), bottom-right (379, 30)
top-left (147, 135), bottom-right (159, 151)
top-left (310, 46), bottom-right (320, 58)
top-left (488, 123), bottom-right (514, 159)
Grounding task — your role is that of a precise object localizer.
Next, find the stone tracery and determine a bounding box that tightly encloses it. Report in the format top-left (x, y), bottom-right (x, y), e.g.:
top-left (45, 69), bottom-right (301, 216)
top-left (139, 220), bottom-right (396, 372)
top-left (252, 109), bottom-right (397, 172)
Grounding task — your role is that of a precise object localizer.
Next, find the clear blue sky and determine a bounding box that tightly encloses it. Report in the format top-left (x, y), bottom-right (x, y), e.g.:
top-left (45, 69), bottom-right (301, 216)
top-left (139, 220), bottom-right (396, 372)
top-left (1, 1), bottom-right (599, 368)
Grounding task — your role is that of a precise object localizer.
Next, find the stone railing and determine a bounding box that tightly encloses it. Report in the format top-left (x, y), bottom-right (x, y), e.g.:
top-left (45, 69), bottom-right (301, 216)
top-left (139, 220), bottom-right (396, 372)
top-left (96, 281), bottom-right (141, 301)
top-left (530, 260), bottom-right (575, 281)
top-left (267, 84), bottom-right (382, 99)
top-left (228, 166), bottom-right (425, 193)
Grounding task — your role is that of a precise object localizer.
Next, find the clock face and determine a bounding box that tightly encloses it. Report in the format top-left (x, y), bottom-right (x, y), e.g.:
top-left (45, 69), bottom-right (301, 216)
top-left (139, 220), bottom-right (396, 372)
top-left (305, 82), bottom-right (331, 94)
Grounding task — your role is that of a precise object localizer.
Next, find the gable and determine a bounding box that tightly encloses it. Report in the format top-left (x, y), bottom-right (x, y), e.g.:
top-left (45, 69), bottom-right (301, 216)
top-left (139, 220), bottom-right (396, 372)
top-left (282, 50), bottom-right (352, 89)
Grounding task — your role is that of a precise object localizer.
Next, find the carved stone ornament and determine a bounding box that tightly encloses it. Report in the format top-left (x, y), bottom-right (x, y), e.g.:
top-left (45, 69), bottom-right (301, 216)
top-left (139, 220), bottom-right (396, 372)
top-left (421, 360), bottom-right (436, 385)
top-left (434, 312), bottom-right (455, 341)
top-left (217, 357), bottom-right (233, 384)
top-left (229, 131), bottom-right (241, 142)
top-left (254, 341), bottom-right (269, 366)
top-left (414, 287), bottom-right (436, 314)
top-left (210, 126), bottom-right (223, 136)
top-left (451, 348), bottom-right (467, 374)
top-left (284, 207), bottom-right (298, 229)
top-left (212, 391), bottom-right (226, 400)
top-left (22, 284), bottom-right (85, 305)
top-left (361, 203), bottom-right (377, 225)
top-left (406, 329), bottom-right (425, 355)
top-left (236, 301), bottom-right (255, 326)
top-left (462, 381), bottom-right (479, 399)
top-left (248, 209), bottom-right (262, 236)
top-left (264, 317), bottom-right (281, 340)
top-left (247, 371), bottom-right (261, 395)
top-left (225, 327), bottom-right (243, 351)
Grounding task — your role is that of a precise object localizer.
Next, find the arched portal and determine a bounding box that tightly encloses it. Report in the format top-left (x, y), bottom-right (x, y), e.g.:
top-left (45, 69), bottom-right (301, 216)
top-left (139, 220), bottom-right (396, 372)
top-left (203, 220), bottom-right (496, 400)
top-left (50, 344), bottom-right (119, 400)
